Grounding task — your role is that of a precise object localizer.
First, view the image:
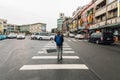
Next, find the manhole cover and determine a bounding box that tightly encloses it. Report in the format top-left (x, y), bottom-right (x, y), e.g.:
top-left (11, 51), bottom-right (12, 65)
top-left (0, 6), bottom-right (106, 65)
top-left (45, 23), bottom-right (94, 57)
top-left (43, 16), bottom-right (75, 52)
top-left (46, 49), bottom-right (57, 53)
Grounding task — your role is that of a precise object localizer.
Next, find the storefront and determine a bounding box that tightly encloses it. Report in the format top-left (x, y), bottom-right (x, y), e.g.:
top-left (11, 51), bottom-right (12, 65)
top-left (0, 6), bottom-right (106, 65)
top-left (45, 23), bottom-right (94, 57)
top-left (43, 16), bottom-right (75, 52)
top-left (90, 23), bottom-right (120, 42)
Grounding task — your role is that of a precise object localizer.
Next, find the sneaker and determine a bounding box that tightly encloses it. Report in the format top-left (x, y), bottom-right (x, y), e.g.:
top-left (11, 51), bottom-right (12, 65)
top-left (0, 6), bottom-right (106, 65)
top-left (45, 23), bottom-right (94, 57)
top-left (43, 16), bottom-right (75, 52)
top-left (60, 57), bottom-right (63, 60)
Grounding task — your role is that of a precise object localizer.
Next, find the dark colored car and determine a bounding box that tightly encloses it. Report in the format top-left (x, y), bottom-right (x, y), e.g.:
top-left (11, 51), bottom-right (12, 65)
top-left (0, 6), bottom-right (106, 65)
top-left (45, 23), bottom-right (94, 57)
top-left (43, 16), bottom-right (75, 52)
top-left (88, 32), bottom-right (114, 44)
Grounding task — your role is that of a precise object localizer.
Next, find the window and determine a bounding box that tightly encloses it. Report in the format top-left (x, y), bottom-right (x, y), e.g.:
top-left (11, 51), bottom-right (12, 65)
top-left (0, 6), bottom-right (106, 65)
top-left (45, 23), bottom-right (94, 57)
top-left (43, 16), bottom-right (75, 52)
top-left (107, 0), bottom-right (114, 4)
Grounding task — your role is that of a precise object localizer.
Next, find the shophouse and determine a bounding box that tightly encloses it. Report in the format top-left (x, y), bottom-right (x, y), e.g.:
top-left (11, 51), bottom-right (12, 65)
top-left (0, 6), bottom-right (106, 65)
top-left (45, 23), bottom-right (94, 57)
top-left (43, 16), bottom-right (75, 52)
top-left (62, 17), bottom-right (72, 33)
top-left (91, 0), bottom-right (120, 41)
top-left (76, 2), bottom-right (94, 38)
top-left (72, 7), bottom-right (83, 34)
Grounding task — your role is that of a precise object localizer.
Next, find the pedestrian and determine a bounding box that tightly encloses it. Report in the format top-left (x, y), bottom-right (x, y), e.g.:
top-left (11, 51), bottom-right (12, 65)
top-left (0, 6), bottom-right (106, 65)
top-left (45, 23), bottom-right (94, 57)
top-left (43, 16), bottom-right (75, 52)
top-left (54, 31), bottom-right (64, 61)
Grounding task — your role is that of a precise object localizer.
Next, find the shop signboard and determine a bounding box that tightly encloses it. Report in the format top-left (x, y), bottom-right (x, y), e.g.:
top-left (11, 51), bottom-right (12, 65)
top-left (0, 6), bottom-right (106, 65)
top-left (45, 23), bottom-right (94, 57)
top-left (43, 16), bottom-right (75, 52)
top-left (73, 20), bottom-right (77, 29)
top-left (78, 26), bottom-right (85, 29)
top-left (89, 24), bottom-right (99, 29)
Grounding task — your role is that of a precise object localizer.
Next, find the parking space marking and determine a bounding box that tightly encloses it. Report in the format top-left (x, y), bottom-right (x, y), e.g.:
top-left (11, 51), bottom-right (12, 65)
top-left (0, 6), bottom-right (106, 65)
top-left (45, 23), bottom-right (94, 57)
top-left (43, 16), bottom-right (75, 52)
top-left (32, 56), bottom-right (79, 59)
top-left (20, 64), bottom-right (89, 70)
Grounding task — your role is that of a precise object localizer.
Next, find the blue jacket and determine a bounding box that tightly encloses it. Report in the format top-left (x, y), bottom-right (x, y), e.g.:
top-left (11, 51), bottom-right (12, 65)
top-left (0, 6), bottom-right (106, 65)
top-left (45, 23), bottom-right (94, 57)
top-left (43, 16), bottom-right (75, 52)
top-left (54, 34), bottom-right (64, 46)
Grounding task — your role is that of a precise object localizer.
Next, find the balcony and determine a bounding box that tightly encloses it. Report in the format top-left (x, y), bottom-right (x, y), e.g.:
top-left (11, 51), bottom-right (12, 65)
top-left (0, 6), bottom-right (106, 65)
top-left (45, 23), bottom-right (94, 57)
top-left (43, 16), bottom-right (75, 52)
top-left (95, 0), bottom-right (104, 6)
top-left (95, 7), bottom-right (106, 17)
top-left (107, 1), bottom-right (117, 11)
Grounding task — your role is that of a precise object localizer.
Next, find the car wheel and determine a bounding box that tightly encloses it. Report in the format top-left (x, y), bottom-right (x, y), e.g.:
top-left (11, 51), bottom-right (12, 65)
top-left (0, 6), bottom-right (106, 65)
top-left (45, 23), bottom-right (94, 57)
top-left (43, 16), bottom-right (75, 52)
top-left (39, 37), bottom-right (42, 40)
top-left (96, 40), bottom-right (99, 44)
top-left (50, 38), bottom-right (53, 40)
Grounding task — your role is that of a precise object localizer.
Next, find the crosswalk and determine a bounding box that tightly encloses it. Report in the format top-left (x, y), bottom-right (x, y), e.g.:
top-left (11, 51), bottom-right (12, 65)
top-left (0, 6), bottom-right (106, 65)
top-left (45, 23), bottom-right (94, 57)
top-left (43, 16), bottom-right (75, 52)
top-left (66, 38), bottom-right (88, 42)
top-left (20, 41), bottom-right (89, 70)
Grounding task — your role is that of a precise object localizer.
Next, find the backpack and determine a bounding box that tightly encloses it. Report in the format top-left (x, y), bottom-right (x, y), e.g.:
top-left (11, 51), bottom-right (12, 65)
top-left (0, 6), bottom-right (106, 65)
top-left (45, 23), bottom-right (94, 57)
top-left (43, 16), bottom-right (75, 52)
top-left (56, 35), bottom-right (62, 45)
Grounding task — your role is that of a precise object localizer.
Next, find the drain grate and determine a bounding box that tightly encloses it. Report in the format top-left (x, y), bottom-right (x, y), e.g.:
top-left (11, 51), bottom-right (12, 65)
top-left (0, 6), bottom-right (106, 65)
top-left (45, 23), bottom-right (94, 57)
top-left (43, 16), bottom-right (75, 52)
top-left (46, 49), bottom-right (57, 53)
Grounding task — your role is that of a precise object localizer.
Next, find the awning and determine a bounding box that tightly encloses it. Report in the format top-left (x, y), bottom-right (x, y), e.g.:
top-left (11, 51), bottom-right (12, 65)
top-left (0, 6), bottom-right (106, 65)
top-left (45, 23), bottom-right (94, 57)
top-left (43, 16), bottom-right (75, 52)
top-left (89, 23), bottom-right (120, 30)
top-left (99, 23), bottom-right (120, 29)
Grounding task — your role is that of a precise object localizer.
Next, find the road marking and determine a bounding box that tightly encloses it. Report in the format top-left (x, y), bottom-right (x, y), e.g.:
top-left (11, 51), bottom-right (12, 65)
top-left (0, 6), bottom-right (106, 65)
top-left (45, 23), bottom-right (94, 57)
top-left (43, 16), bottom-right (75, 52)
top-left (32, 56), bottom-right (79, 59)
top-left (63, 48), bottom-right (72, 50)
top-left (63, 51), bottom-right (75, 54)
top-left (38, 51), bottom-right (44, 54)
top-left (67, 39), bottom-right (71, 42)
top-left (20, 64), bottom-right (88, 70)
top-left (41, 48), bottom-right (47, 54)
top-left (44, 46), bottom-right (70, 48)
top-left (72, 39), bottom-right (77, 42)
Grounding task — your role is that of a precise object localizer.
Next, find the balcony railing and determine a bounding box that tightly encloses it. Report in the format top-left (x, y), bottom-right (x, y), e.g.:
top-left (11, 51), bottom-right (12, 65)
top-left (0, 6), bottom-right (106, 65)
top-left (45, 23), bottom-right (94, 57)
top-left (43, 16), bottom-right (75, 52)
top-left (95, 7), bottom-right (106, 17)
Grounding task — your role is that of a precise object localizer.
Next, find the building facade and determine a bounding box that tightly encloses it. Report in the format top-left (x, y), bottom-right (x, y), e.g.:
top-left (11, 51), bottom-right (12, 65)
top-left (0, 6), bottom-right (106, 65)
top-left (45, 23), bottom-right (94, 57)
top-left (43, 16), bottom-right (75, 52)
top-left (5, 24), bottom-right (20, 34)
top-left (0, 18), bottom-right (47, 34)
top-left (20, 24), bottom-right (30, 32)
top-left (20, 23), bottom-right (46, 34)
top-left (0, 19), bottom-right (7, 33)
top-left (62, 17), bottom-right (72, 32)
top-left (29, 23), bottom-right (46, 33)
top-left (57, 13), bottom-right (65, 31)
top-left (70, 0), bottom-right (120, 41)
top-left (91, 0), bottom-right (120, 41)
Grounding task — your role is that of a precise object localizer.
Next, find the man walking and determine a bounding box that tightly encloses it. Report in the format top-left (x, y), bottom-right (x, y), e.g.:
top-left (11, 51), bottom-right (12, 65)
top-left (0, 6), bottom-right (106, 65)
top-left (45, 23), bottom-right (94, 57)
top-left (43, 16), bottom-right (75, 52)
top-left (54, 31), bottom-right (64, 61)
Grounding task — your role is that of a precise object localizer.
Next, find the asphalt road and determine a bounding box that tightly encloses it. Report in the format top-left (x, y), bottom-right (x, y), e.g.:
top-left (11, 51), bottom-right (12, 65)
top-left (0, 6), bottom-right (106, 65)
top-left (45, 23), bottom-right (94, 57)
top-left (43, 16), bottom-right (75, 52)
top-left (65, 38), bottom-right (120, 80)
top-left (0, 37), bottom-right (120, 80)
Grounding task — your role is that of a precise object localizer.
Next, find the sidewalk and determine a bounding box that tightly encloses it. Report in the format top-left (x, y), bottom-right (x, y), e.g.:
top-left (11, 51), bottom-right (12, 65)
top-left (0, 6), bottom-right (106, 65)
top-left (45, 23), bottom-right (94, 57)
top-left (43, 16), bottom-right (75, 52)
top-left (114, 41), bottom-right (120, 46)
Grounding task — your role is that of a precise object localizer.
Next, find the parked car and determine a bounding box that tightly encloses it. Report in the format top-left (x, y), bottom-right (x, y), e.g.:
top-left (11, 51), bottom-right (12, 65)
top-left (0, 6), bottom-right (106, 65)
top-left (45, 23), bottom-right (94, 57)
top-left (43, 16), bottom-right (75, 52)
top-left (50, 33), bottom-right (56, 40)
top-left (36, 32), bottom-right (50, 40)
top-left (7, 33), bottom-right (17, 39)
top-left (0, 34), bottom-right (4, 40)
top-left (69, 33), bottom-right (75, 38)
top-left (31, 33), bottom-right (39, 40)
top-left (75, 34), bottom-right (85, 39)
top-left (88, 32), bottom-right (114, 44)
top-left (0, 34), bottom-right (7, 40)
top-left (17, 34), bottom-right (25, 39)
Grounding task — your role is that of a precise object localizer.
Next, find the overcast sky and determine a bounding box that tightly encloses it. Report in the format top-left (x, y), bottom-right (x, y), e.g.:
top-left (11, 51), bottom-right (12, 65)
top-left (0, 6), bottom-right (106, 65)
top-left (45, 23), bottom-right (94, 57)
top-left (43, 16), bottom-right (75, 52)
top-left (0, 0), bottom-right (91, 31)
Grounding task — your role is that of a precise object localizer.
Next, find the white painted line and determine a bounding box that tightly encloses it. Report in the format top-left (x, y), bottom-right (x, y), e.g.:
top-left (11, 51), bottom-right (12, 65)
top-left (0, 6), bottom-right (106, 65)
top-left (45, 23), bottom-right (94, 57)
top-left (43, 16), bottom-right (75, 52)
top-left (42, 48), bottom-right (50, 50)
top-left (32, 56), bottom-right (79, 59)
top-left (20, 64), bottom-right (89, 70)
top-left (63, 51), bottom-right (75, 54)
top-left (68, 39), bottom-right (71, 42)
top-left (63, 48), bottom-right (72, 50)
top-left (43, 49), bottom-right (47, 54)
top-left (44, 46), bottom-right (70, 48)
top-left (78, 40), bottom-right (82, 42)
top-left (72, 39), bottom-right (77, 42)
top-left (44, 46), bottom-right (51, 47)
top-left (63, 45), bottom-right (70, 47)
top-left (38, 51), bottom-right (44, 54)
